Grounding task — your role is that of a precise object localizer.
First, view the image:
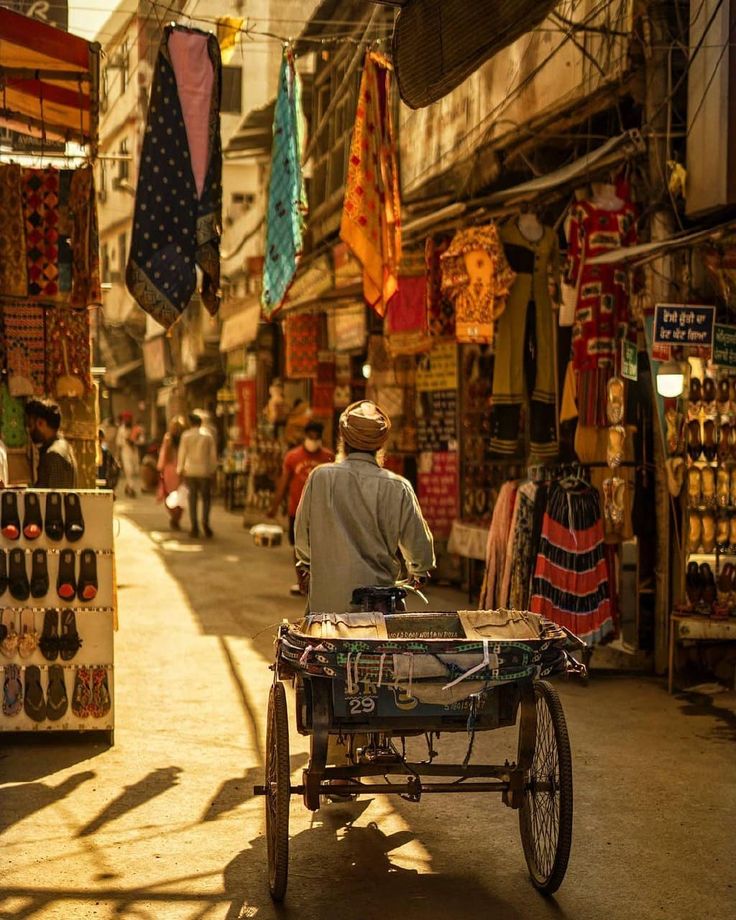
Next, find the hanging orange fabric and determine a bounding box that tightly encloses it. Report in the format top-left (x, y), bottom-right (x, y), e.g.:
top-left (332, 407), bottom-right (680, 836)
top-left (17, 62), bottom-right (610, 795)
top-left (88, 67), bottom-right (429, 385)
top-left (339, 51), bottom-right (401, 317)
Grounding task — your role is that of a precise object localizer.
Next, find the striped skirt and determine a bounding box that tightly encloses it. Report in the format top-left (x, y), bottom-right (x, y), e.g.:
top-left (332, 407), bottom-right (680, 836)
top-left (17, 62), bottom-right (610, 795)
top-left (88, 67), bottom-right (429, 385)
top-left (530, 480), bottom-right (614, 645)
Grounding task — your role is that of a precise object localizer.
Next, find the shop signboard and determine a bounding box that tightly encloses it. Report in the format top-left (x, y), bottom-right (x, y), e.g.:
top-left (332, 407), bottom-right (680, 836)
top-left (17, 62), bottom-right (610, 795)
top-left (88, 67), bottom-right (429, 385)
top-left (416, 339), bottom-right (458, 392)
top-left (234, 377), bottom-right (257, 446)
top-left (653, 303), bottom-right (715, 347)
top-left (418, 451), bottom-right (458, 540)
top-left (713, 323), bottom-right (736, 368)
top-left (621, 339), bottom-right (638, 381)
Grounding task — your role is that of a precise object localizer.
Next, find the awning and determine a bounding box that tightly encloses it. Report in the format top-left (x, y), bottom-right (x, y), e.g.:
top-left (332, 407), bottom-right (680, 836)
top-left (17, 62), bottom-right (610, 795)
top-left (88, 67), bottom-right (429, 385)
top-left (219, 300), bottom-right (261, 352)
top-left (0, 7), bottom-right (100, 148)
top-left (587, 220), bottom-right (736, 266)
top-left (104, 358), bottom-right (143, 388)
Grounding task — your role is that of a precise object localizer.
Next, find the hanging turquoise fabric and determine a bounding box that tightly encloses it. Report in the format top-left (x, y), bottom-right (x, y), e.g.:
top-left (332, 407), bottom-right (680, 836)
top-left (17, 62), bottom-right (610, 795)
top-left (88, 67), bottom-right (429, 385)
top-left (261, 50), bottom-right (306, 316)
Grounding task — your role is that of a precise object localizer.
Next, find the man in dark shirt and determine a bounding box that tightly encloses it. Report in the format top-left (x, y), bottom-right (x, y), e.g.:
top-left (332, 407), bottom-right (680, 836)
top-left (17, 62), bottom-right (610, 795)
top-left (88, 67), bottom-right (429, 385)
top-left (25, 399), bottom-right (78, 488)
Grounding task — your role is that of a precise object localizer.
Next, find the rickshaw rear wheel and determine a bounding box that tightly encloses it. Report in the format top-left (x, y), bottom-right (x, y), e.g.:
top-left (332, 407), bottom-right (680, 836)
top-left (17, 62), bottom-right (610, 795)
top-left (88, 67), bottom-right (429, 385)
top-left (265, 681), bottom-right (290, 901)
top-left (519, 680), bottom-right (573, 895)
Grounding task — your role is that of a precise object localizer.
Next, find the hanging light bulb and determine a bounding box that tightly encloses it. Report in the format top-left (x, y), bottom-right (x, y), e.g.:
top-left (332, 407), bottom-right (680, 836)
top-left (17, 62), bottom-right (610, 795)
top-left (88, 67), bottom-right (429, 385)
top-left (362, 363), bottom-right (372, 379)
top-left (656, 360), bottom-right (685, 398)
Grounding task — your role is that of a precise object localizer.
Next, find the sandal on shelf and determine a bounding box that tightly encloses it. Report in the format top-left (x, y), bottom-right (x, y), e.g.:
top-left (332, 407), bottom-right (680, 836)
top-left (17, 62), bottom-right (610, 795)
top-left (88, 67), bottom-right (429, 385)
top-left (63, 493), bottom-right (85, 543)
top-left (0, 613), bottom-right (19, 659)
top-left (22, 492), bottom-right (42, 540)
top-left (701, 465), bottom-right (716, 507)
top-left (611, 478), bottom-right (626, 526)
top-left (702, 510), bottom-right (717, 553)
top-left (1, 491), bottom-right (20, 540)
top-left (30, 549), bottom-right (49, 599)
top-left (717, 513), bottom-right (731, 553)
top-left (687, 510), bottom-right (703, 554)
top-left (0, 549), bottom-right (7, 597)
top-left (77, 550), bottom-right (98, 602)
top-left (729, 515), bottom-right (736, 554)
top-left (59, 610), bottom-right (82, 661)
top-left (729, 469), bottom-right (736, 509)
top-left (700, 563), bottom-right (717, 605)
top-left (44, 492), bottom-right (65, 542)
top-left (72, 666), bottom-right (92, 719)
top-left (8, 548), bottom-right (29, 602)
top-left (56, 550), bottom-right (77, 602)
top-left (717, 467), bottom-right (731, 507)
top-left (687, 419), bottom-right (703, 461)
top-left (719, 423), bottom-right (732, 462)
top-left (717, 563), bottom-right (735, 606)
top-left (665, 458), bottom-right (686, 497)
top-left (17, 610), bottom-right (38, 659)
top-left (606, 425), bottom-right (626, 469)
top-left (23, 664), bottom-right (46, 722)
top-left (46, 665), bottom-right (68, 721)
top-left (718, 377), bottom-right (731, 416)
top-left (665, 408), bottom-right (682, 455)
top-left (687, 466), bottom-right (702, 506)
top-left (39, 610), bottom-right (59, 662)
top-left (689, 375), bottom-right (702, 409)
top-left (90, 667), bottom-right (111, 719)
top-left (703, 377), bottom-right (717, 416)
top-left (2, 664), bottom-right (23, 716)
top-left (686, 561), bottom-right (702, 605)
top-left (607, 376), bottom-right (625, 425)
top-left (703, 419), bottom-right (718, 462)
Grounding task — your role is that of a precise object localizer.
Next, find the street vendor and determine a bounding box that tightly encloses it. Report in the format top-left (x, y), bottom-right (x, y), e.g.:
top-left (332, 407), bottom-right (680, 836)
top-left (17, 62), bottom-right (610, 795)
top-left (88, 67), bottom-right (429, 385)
top-left (294, 399), bottom-right (435, 612)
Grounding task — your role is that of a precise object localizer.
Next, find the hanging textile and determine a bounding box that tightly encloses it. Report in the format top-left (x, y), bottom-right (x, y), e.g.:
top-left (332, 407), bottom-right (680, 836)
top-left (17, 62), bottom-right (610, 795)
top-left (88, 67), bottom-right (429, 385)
top-left (440, 224), bottom-right (515, 345)
top-left (425, 236), bottom-right (455, 339)
top-left (0, 164), bottom-right (27, 297)
top-left (507, 481), bottom-right (541, 610)
top-left (384, 275), bottom-right (431, 356)
top-left (69, 167), bottom-right (102, 308)
top-left (566, 199), bottom-right (637, 427)
top-left (327, 304), bottom-right (367, 352)
top-left (489, 220), bottom-right (559, 458)
top-left (340, 52), bottom-right (402, 317)
top-left (3, 301), bottom-right (46, 396)
top-left (530, 478), bottom-right (614, 646)
top-left (284, 313), bottom-right (320, 378)
top-left (478, 480), bottom-right (517, 609)
top-left (0, 383), bottom-right (27, 448)
top-left (126, 24), bottom-right (222, 329)
top-left (45, 306), bottom-right (92, 397)
top-left (261, 49), bottom-right (307, 316)
top-left (21, 168), bottom-right (63, 300)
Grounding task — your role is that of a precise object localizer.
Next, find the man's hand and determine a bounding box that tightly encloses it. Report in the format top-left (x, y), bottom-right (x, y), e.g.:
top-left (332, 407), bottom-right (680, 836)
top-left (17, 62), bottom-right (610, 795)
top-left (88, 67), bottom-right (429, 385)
top-left (295, 563), bottom-right (310, 596)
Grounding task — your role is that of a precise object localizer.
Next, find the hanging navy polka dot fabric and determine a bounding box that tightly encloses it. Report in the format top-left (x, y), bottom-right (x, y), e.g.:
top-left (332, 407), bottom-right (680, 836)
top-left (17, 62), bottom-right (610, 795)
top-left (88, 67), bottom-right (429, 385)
top-left (126, 25), bottom-right (222, 329)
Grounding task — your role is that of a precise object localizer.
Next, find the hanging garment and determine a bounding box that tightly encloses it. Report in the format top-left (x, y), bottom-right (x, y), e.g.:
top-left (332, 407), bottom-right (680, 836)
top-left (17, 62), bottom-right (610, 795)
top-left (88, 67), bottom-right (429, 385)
top-left (489, 220), bottom-right (559, 458)
top-left (566, 199), bottom-right (637, 427)
top-left (507, 480), bottom-right (540, 611)
top-left (0, 383), bottom-right (27, 448)
top-left (68, 167), bottom-right (102, 308)
top-left (21, 168), bottom-right (62, 299)
top-left (126, 25), bottom-right (222, 329)
top-left (261, 49), bottom-right (307, 316)
top-left (340, 52), bottom-right (402, 316)
top-left (284, 313), bottom-right (320, 379)
top-left (3, 301), bottom-right (46, 396)
top-left (0, 164), bottom-right (27, 297)
top-left (478, 480), bottom-right (517, 609)
top-left (384, 275), bottom-right (431, 357)
top-left (45, 306), bottom-right (92, 397)
top-left (530, 478), bottom-right (614, 646)
top-left (425, 236), bottom-right (456, 338)
top-left (440, 224), bottom-right (516, 345)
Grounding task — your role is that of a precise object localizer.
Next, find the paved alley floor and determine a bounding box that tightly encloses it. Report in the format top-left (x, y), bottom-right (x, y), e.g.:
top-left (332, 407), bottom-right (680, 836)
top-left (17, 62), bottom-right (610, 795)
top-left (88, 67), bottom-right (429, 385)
top-left (1, 492), bottom-right (735, 920)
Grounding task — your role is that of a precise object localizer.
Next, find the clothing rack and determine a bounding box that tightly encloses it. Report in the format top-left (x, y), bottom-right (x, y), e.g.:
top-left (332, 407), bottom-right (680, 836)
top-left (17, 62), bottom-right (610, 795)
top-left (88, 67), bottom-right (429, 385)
top-left (526, 462), bottom-right (590, 484)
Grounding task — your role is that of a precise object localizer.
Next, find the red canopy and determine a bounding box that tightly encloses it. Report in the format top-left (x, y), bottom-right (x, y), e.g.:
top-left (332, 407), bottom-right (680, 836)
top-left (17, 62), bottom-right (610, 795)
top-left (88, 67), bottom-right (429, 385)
top-left (0, 7), bottom-right (100, 148)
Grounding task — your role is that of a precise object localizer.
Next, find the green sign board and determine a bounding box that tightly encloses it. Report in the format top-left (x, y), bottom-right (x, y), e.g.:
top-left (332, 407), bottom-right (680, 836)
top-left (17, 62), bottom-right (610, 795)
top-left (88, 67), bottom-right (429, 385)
top-left (713, 323), bottom-right (736, 368)
top-left (621, 339), bottom-right (638, 381)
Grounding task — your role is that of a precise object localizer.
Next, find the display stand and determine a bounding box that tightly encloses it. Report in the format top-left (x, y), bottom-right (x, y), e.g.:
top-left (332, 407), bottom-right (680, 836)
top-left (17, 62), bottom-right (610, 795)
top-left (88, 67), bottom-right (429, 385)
top-left (0, 490), bottom-right (115, 741)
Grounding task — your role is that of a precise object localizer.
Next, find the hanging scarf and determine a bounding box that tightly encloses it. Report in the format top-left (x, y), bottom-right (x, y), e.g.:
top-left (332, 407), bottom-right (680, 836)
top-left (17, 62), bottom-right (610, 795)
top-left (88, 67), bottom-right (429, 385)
top-left (261, 50), bottom-right (307, 316)
top-left (0, 164), bottom-right (27, 297)
top-left (340, 52), bottom-right (401, 317)
top-left (384, 275), bottom-right (431, 356)
top-left (126, 25), bottom-right (222, 330)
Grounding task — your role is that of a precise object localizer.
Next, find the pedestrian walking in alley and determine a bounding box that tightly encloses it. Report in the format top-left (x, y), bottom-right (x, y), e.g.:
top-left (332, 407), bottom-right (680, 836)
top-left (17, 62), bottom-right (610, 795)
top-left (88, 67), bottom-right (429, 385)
top-left (268, 419), bottom-right (334, 595)
top-left (177, 410), bottom-right (218, 538)
top-left (156, 415), bottom-right (186, 530)
top-left (24, 399), bottom-right (78, 488)
top-left (116, 412), bottom-right (142, 497)
top-left (97, 428), bottom-right (120, 493)
top-left (294, 400), bottom-right (435, 612)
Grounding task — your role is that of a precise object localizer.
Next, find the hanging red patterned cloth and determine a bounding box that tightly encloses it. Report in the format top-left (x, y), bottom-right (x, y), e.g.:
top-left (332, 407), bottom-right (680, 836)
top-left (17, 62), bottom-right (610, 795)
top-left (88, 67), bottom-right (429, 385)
top-left (425, 235), bottom-right (455, 339)
top-left (45, 305), bottom-right (93, 396)
top-left (284, 313), bottom-right (320, 378)
top-left (384, 275), bottom-right (430, 356)
top-left (21, 167), bottom-right (61, 300)
top-left (340, 52), bottom-right (401, 317)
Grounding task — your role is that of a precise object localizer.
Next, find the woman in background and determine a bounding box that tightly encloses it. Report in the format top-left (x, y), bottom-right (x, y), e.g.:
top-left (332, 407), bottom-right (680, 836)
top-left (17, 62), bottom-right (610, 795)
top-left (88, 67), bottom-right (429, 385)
top-left (157, 416), bottom-right (186, 529)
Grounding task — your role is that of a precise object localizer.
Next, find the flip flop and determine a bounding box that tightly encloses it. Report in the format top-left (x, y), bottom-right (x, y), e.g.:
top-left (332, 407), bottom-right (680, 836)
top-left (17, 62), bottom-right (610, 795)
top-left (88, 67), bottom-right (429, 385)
top-left (39, 610), bottom-right (59, 662)
top-left (717, 513), bottom-right (730, 553)
top-left (46, 665), bottom-right (68, 721)
top-left (90, 667), bottom-right (111, 719)
top-left (2, 664), bottom-right (23, 716)
top-left (0, 614), bottom-right (19, 659)
top-left (9, 548), bottom-right (30, 602)
top-left (701, 465), bottom-right (716, 508)
top-left (44, 492), bottom-right (65, 542)
top-left (606, 376), bottom-right (625, 425)
top-left (72, 666), bottom-right (92, 719)
top-left (0, 549), bottom-right (7, 596)
top-left (1, 491), bottom-right (20, 540)
top-left (56, 550), bottom-right (77, 601)
top-left (606, 425), bottom-right (626, 469)
top-left (22, 492), bottom-right (43, 540)
top-left (718, 377), bottom-right (731, 415)
top-left (717, 467), bottom-right (730, 507)
top-left (17, 610), bottom-right (38, 659)
top-left (703, 419), bottom-right (718, 462)
top-left (30, 549), bottom-right (49, 599)
top-left (687, 466), bottom-right (702, 506)
top-left (702, 510), bottom-right (716, 553)
top-left (703, 377), bottom-right (717, 416)
top-left (23, 664), bottom-right (46, 722)
top-left (59, 610), bottom-right (82, 661)
top-left (686, 419), bottom-right (702, 462)
top-left (77, 550), bottom-right (98, 602)
top-left (63, 493), bottom-right (85, 543)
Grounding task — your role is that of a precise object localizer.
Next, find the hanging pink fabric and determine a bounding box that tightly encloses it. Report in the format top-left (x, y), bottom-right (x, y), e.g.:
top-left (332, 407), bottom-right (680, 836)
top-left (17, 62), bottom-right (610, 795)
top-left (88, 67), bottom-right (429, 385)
top-left (168, 29), bottom-right (214, 199)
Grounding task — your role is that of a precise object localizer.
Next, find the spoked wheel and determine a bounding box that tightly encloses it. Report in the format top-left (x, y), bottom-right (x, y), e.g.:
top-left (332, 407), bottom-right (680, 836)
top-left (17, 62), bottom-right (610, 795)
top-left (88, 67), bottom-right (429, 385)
top-left (519, 680), bottom-right (573, 895)
top-left (265, 681), bottom-right (290, 901)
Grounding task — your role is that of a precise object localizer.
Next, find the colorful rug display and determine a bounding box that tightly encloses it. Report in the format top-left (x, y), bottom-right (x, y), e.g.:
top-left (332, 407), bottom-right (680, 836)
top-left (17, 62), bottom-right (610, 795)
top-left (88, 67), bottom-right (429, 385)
top-left (340, 52), bottom-right (402, 316)
top-left (126, 24), bottom-right (223, 329)
top-left (3, 302), bottom-right (46, 397)
top-left (0, 163), bottom-right (27, 298)
top-left (261, 50), bottom-right (307, 316)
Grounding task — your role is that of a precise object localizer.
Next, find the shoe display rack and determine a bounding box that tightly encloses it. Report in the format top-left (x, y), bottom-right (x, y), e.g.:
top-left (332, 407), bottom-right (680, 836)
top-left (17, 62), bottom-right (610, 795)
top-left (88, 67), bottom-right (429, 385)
top-left (0, 489), bottom-right (115, 740)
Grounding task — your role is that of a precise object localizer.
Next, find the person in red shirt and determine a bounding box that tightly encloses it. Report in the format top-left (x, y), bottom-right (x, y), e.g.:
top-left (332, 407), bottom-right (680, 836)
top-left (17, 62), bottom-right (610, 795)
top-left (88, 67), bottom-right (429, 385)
top-left (269, 420), bottom-right (334, 593)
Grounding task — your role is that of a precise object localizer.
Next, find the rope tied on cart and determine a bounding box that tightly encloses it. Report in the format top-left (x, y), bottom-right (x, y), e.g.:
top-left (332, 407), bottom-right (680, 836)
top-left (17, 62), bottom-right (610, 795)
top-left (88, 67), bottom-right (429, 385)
top-left (442, 639), bottom-right (496, 691)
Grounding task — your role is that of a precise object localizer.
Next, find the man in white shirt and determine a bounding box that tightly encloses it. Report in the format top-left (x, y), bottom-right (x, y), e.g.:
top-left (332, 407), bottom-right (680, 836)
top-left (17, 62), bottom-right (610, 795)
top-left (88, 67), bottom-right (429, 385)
top-left (177, 411), bottom-right (218, 538)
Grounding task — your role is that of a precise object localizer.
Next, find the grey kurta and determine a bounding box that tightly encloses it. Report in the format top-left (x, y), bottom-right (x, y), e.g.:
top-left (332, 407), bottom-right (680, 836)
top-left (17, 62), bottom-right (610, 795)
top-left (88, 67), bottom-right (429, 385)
top-left (294, 452), bottom-right (435, 613)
